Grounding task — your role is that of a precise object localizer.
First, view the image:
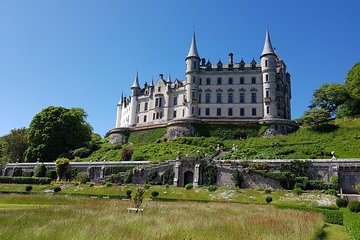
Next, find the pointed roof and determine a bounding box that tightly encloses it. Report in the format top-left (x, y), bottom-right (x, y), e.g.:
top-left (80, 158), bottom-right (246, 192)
top-left (186, 32), bottom-right (200, 59)
top-left (150, 79), bottom-right (154, 87)
top-left (261, 28), bottom-right (276, 57)
top-left (118, 92), bottom-right (123, 105)
top-left (167, 73), bottom-right (172, 83)
top-left (131, 71), bottom-right (140, 89)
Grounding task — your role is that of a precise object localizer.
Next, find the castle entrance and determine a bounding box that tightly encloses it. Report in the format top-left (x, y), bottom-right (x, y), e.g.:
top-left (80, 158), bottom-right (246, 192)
top-left (184, 171), bottom-right (194, 186)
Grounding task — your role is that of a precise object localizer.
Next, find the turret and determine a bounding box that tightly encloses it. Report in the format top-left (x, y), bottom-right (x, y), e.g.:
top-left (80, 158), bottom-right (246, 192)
top-left (260, 28), bottom-right (277, 119)
top-left (115, 92), bottom-right (123, 128)
top-left (185, 32), bottom-right (200, 118)
top-left (129, 72), bottom-right (140, 126)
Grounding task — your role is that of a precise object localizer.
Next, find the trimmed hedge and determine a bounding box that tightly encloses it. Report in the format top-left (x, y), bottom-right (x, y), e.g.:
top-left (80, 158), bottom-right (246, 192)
top-left (344, 211), bottom-right (360, 240)
top-left (0, 176), bottom-right (51, 184)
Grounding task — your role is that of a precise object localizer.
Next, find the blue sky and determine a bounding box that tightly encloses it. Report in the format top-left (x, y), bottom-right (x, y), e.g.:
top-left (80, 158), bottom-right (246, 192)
top-left (0, 1), bottom-right (359, 136)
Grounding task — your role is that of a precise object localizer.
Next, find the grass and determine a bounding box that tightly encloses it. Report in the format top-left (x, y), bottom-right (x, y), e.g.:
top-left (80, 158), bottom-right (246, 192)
top-left (323, 223), bottom-right (349, 240)
top-left (0, 194), bottom-right (325, 240)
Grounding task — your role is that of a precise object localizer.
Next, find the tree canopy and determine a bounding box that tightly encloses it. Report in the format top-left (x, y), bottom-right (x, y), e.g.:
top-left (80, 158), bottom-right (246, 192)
top-left (344, 62), bottom-right (360, 115)
top-left (301, 108), bottom-right (331, 130)
top-left (25, 106), bottom-right (92, 162)
top-left (2, 128), bottom-right (28, 163)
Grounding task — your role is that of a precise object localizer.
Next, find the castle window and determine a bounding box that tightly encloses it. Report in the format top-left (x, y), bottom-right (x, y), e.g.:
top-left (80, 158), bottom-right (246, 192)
top-left (266, 74), bottom-right (269, 82)
top-left (160, 112), bottom-right (163, 118)
top-left (192, 77), bottom-right (196, 83)
top-left (228, 78), bottom-right (233, 85)
top-left (266, 90), bottom-right (269, 98)
top-left (173, 96), bottom-right (178, 106)
top-left (156, 113), bottom-right (159, 119)
top-left (216, 93), bottom-right (222, 103)
top-left (252, 108), bottom-right (257, 116)
top-left (228, 93), bottom-right (233, 103)
top-left (228, 108), bottom-right (233, 116)
top-left (153, 113), bottom-right (155, 120)
top-left (199, 78), bottom-right (202, 85)
top-left (198, 108), bottom-right (201, 116)
top-left (206, 78), bottom-right (211, 85)
top-left (192, 91), bottom-right (195, 99)
top-left (205, 108), bottom-right (210, 116)
top-left (217, 78), bottom-right (222, 85)
top-left (158, 87), bottom-right (161, 92)
top-left (155, 98), bottom-right (159, 107)
top-left (144, 102), bottom-right (148, 111)
top-left (205, 93), bottom-right (211, 103)
top-left (240, 77), bottom-right (244, 84)
top-left (251, 77), bottom-right (256, 84)
top-left (267, 106), bottom-right (270, 114)
top-left (240, 93), bottom-right (245, 103)
top-left (182, 109), bottom-right (185, 117)
top-left (251, 93), bottom-right (257, 103)
top-left (265, 60), bottom-right (268, 67)
top-left (173, 110), bottom-right (177, 118)
top-left (198, 93), bottom-right (202, 103)
top-left (217, 108), bottom-right (221, 116)
top-left (240, 108), bottom-right (245, 116)
top-left (192, 107), bottom-right (194, 115)
top-left (143, 115), bottom-right (147, 122)
top-left (137, 117), bottom-right (139, 123)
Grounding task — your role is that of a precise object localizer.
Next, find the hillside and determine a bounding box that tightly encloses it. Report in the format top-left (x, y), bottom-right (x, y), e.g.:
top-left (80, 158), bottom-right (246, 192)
top-left (79, 117), bottom-right (360, 162)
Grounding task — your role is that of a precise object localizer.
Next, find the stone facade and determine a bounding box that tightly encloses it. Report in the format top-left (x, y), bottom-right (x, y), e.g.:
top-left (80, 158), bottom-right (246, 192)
top-left (110, 29), bottom-right (293, 141)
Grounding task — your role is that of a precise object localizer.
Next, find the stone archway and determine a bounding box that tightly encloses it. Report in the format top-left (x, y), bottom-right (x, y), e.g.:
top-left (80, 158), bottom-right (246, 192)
top-left (184, 171), bottom-right (194, 186)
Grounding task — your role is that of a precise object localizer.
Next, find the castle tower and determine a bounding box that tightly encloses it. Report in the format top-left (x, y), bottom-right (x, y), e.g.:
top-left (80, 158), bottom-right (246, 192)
top-left (129, 72), bottom-right (140, 126)
top-left (260, 28), bottom-right (277, 119)
top-left (185, 32), bottom-right (200, 118)
top-left (115, 92), bottom-right (123, 128)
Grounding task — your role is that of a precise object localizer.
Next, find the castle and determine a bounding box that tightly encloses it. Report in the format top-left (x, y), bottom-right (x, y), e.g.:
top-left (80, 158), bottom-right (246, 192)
top-left (109, 29), bottom-right (295, 143)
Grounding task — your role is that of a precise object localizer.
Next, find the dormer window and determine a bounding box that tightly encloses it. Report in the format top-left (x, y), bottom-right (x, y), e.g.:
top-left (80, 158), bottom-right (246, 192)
top-left (158, 87), bottom-right (161, 92)
top-left (265, 60), bottom-right (268, 67)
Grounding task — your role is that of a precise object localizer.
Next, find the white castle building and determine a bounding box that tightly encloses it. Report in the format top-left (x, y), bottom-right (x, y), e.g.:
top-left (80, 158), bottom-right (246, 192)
top-left (110, 29), bottom-right (294, 142)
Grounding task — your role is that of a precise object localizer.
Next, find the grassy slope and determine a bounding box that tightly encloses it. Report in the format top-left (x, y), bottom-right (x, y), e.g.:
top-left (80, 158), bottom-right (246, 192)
top-left (79, 117), bottom-right (360, 162)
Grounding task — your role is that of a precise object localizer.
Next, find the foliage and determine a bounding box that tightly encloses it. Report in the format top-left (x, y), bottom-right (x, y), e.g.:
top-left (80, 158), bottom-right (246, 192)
top-left (344, 211), bottom-right (360, 240)
top-left (45, 170), bottom-right (57, 180)
top-left (200, 164), bottom-right (218, 185)
top-left (126, 190), bottom-right (132, 199)
top-left (292, 187), bottom-right (303, 196)
top-left (121, 147), bottom-right (133, 161)
top-left (162, 169), bottom-right (174, 185)
top-left (232, 170), bottom-right (244, 188)
top-left (128, 127), bottom-right (166, 144)
top-left (105, 182), bottom-right (112, 187)
top-left (310, 83), bottom-right (349, 116)
top-left (55, 158), bottom-right (70, 180)
top-left (208, 185), bottom-right (217, 192)
top-left (257, 171), bottom-right (295, 189)
top-left (329, 176), bottom-right (340, 190)
top-left (336, 198), bottom-right (348, 208)
top-left (151, 191), bottom-right (159, 198)
top-left (76, 172), bottom-right (90, 184)
top-left (25, 185), bottom-right (33, 192)
top-left (145, 171), bottom-right (159, 184)
top-left (104, 166), bottom-right (134, 175)
top-left (344, 62), bottom-right (360, 115)
top-left (72, 147), bottom-right (92, 158)
top-left (53, 186), bottom-right (61, 193)
top-left (185, 183), bottom-right (193, 190)
top-left (0, 176), bottom-right (51, 184)
top-left (22, 171), bottom-right (34, 177)
top-left (2, 128), bottom-right (29, 162)
top-left (265, 196), bottom-right (272, 204)
top-left (301, 108), bottom-right (331, 130)
top-left (348, 201), bottom-right (360, 213)
top-left (34, 164), bottom-right (47, 177)
top-left (25, 106), bottom-right (92, 162)
top-left (133, 187), bottom-right (146, 209)
top-left (144, 184), bottom-right (150, 190)
top-left (280, 160), bottom-right (310, 177)
top-left (264, 188), bottom-right (272, 194)
top-left (12, 167), bottom-right (23, 177)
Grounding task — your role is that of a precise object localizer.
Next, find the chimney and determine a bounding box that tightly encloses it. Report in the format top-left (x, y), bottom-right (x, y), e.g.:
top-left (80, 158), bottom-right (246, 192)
top-left (201, 58), bottom-right (206, 66)
top-left (159, 73), bottom-right (163, 80)
top-left (228, 53), bottom-right (234, 64)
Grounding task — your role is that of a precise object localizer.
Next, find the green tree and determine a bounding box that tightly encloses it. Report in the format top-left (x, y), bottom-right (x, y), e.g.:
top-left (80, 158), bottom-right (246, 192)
top-left (344, 62), bottom-right (360, 115)
top-left (2, 128), bottom-right (29, 162)
top-left (310, 83), bottom-right (348, 115)
top-left (55, 158), bottom-right (70, 180)
top-left (34, 163), bottom-right (47, 177)
top-left (25, 106), bottom-right (92, 162)
top-left (301, 108), bottom-right (331, 130)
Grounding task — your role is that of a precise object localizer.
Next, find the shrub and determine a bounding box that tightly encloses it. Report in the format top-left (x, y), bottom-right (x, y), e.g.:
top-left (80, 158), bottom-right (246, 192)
top-left (330, 176), bottom-right (340, 190)
top-left (324, 189), bottom-right (338, 195)
top-left (185, 183), bottom-right (193, 190)
top-left (144, 184), bottom-right (150, 190)
top-left (336, 198), bottom-right (349, 208)
top-left (208, 185), bottom-right (217, 192)
top-left (264, 188), bottom-right (272, 194)
top-left (292, 187), bottom-right (303, 196)
top-left (12, 167), bottom-right (23, 177)
top-left (200, 164), bottom-right (218, 185)
top-left (145, 171), bottom-right (159, 184)
top-left (72, 147), bottom-right (92, 158)
top-left (45, 170), bottom-right (57, 180)
top-left (151, 191), bottom-right (159, 198)
top-left (76, 172), bottom-right (90, 184)
top-left (109, 173), bottom-right (123, 184)
top-left (34, 164), bottom-right (47, 177)
top-left (165, 184), bottom-right (170, 189)
top-left (348, 201), bottom-right (360, 213)
top-left (265, 196), bottom-right (273, 204)
top-left (232, 170), bottom-right (244, 188)
top-left (121, 147), bottom-right (133, 161)
top-left (162, 169), bottom-right (175, 185)
top-left (55, 158), bottom-right (70, 180)
top-left (126, 190), bottom-right (132, 199)
top-left (105, 182), bottom-right (112, 187)
top-left (133, 187), bottom-right (146, 209)
top-left (89, 183), bottom-right (94, 187)
top-left (0, 176), bottom-right (51, 184)
top-left (53, 186), bottom-right (61, 193)
top-left (25, 185), bottom-right (33, 192)
top-left (22, 171), bottom-right (34, 177)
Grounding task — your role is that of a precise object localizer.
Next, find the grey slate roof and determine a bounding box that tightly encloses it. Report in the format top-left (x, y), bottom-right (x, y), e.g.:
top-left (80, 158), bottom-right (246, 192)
top-left (186, 32), bottom-right (200, 59)
top-left (131, 71), bottom-right (140, 89)
top-left (261, 29), bottom-right (276, 57)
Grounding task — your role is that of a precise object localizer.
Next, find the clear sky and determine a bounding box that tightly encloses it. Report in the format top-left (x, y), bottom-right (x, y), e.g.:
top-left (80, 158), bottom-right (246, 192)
top-left (0, 0), bottom-right (359, 137)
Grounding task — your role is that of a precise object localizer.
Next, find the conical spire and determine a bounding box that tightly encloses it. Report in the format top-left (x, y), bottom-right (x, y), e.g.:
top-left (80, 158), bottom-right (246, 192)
top-left (186, 32), bottom-right (200, 59)
top-left (131, 71), bottom-right (140, 88)
top-left (118, 92), bottom-right (123, 105)
top-left (167, 73), bottom-right (172, 83)
top-left (150, 78), bottom-right (154, 87)
top-left (261, 28), bottom-right (276, 57)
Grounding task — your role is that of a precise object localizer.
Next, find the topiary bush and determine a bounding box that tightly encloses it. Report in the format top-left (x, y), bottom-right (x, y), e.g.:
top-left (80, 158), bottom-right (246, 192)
top-left (348, 201), bottom-right (360, 213)
top-left (25, 185), bottom-right (33, 192)
top-left (34, 164), bottom-right (47, 177)
top-left (22, 171), bottom-right (34, 177)
top-left (45, 170), bottom-right (57, 180)
top-left (292, 187), bottom-right (303, 196)
top-left (12, 167), bottom-right (23, 177)
top-left (185, 183), bottom-right (193, 190)
top-left (151, 191), bottom-right (159, 198)
top-left (336, 198), bottom-right (349, 208)
top-left (264, 188), bottom-right (272, 194)
top-left (208, 185), bottom-right (217, 192)
top-left (144, 184), bottom-right (150, 190)
top-left (55, 158), bottom-right (70, 180)
top-left (265, 196), bottom-right (273, 204)
top-left (76, 172), bottom-right (90, 184)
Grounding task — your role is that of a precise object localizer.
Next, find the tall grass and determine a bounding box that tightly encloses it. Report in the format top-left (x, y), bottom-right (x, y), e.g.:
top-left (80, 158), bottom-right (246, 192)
top-left (0, 195), bottom-right (324, 240)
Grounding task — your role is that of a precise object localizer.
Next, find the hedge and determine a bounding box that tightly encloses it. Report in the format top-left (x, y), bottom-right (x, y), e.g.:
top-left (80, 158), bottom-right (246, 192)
top-left (0, 176), bottom-right (51, 184)
top-left (344, 211), bottom-right (360, 240)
